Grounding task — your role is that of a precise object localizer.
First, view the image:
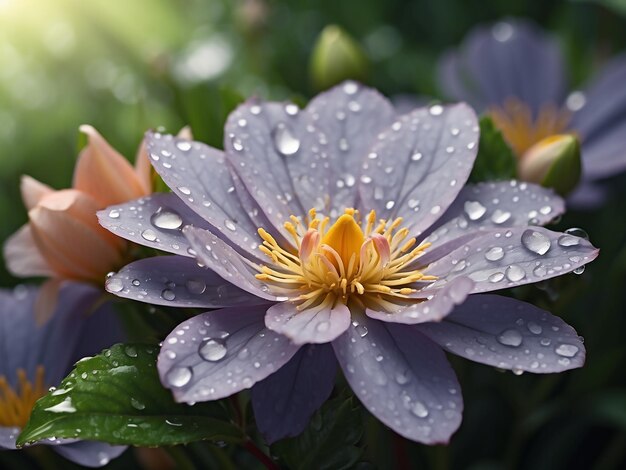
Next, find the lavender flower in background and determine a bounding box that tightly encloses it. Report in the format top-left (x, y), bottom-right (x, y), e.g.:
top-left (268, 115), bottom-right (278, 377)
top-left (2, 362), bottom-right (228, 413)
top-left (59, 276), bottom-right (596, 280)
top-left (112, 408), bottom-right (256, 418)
top-left (100, 82), bottom-right (597, 444)
top-left (0, 284), bottom-right (126, 466)
top-left (438, 18), bottom-right (626, 207)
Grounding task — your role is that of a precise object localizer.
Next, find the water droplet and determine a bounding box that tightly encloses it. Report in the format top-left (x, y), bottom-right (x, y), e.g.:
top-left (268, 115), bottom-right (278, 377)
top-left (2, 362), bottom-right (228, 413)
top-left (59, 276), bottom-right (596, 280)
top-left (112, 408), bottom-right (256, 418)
top-left (429, 104), bottom-right (443, 116)
top-left (161, 289), bottom-right (176, 301)
top-left (198, 338), bottom-right (227, 362)
top-left (527, 322), bottom-right (542, 335)
top-left (464, 201), bottom-right (486, 220)
top-left (273, 124), bottom-right (300, 156)
top-left (411, 152), bottom-right (423, 161)
top-left (565, 227), bottom-right (588, 240)
top-left (489, 272), bottom-right (505, 283)
top-left (125, 346), bottom-right (138, 358)
top-left (108, 209), bottom-right (120, 219)
top-left (521, 229), bottom-right (551, 255)
top-left (506, 265), bottom-right (525, 282)
top-left (176, 141), bottom-right (192, 152)
top-left (558, 235), bottom-right (580, 247)
top-left (411, 401), bottom-right (429, 418)
top-left (106, 278), bottom-right (123, 293)
top-left (491, 209), bottom-right (511, 224)
top-left (485, 246), bottom-right (504, 261)
top-left (566, 91), bottom-right (586, 112)
top-left (151, 208), bottom-right (183, 230)
top-left (285, 103), bottom-right (299, 115)
top-left (497, 328), bottom-right (523, 347)
top-left (141, 229), bottom-right (157, 242)
top-left (573, 265), bottom-right (585, 275)
top-left (492, 21), bottom-right (514, 42)
top-left (178, 186), bottom-right (191, 195)
top-left (224, 219), bottom-right (237, 231)
top-left (166, 367), bottom-right (192, 388)
top-left (130, 398), bottom-right (145, 410)
top-left (555, 344), bottom-right (579, 358)
top-left (355, 324), bottom-right (368, 338)
top-left (343, 81), bottom-right (358, 94)
top-left (185, 279), bottom-right (206, 294)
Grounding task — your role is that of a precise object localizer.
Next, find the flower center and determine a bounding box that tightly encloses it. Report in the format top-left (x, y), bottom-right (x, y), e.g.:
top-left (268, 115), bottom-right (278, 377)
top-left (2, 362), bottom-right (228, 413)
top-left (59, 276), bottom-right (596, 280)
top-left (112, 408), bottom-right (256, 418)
top-left (255, 208), bottom-right (436, 312)
top-left (0, 365), bottom-right (46, 427)
top-left (490, 98), bottom-right (571, 157)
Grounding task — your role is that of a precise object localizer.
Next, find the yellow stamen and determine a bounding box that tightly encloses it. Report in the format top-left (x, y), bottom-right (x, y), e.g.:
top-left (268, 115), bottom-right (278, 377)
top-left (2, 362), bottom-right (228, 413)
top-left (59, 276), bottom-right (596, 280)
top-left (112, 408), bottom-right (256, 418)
top-left (490, 98), bottom-right (571, 157)
top-left (0, 365), bottom-right (47, 428)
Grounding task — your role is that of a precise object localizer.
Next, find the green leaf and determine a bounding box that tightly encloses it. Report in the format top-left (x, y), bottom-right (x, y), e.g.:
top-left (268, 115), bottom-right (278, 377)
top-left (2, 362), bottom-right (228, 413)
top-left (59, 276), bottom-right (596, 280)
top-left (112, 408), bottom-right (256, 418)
top-left (272, 396), bottom-right (363, 470)
top-left (17, 343), bottom-right (242, 447)
top-left (469, 115), bottom-right (517, 183)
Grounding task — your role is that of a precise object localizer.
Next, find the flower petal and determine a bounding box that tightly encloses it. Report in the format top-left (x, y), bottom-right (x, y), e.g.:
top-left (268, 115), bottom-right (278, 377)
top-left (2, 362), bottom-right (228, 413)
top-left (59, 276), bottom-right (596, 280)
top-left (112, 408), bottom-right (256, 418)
top-left (184, 226), bottom-right (278, 301)
top-left (3, 224), bottom-right (54, 277)
top-left (98, 193), bottom-right (213, 257)
top-left (105, 256), bottom-right (265, 308)
top-left (570, 53), bottom-right (626, 179)
top-left (74, 125), bottom-right (147, 207)
top-left (424, 226), bottom-right (599, 293)
top-left (437, 19), bottom-right (566, 113)
top-left (33, 278), bottom-right (62, 325)
top-left (417, 294), bottom-right (585, 373)
top-left (0, 427), bottom-right (20, 449)
top-left (366, 276), bottom-right (475, 325)
top-left (53, 441), bottom-right (127, 468)
top-left (251, 344), bottom-right (337, 444)
top-left (158, 305), bottom-right (299, 403)
top-left (419, 180), bottom-right (564, 260)
top-left (358, 103), bottom-right (479, 237)
top-left (20, 175), bottom-right (53, 210)
top-left (332, 315), bottom-right (463, 444)
top-left (145, 132), bottom-right (264, 259)
top-left (265, 301), bottom-right (351, 345)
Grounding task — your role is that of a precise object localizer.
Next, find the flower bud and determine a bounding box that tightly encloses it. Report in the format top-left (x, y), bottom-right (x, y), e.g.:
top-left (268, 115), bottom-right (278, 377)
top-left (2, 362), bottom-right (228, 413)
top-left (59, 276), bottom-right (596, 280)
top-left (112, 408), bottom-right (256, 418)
top-left (518, 134), bottom-right (581, 195)
top-left (310, 25), bottom-right (368, 91)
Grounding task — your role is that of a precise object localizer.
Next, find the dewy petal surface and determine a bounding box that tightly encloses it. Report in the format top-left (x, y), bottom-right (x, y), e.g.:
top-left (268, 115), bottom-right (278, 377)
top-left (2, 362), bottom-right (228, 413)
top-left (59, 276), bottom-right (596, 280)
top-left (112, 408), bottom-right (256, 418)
top-left (251, 344), bottom-right (337, 444)
top-left (105, 256), bottom-right (265, 308)
top-left (437, 19), bottom-right (566, 113)
top-left (98, 193), bottom-right (214, 258)
top-left (424, 226), bottom-right (599, 293)
top-left (417, 294), bottom-right (585, 373)
top-left (332, 315), bottom-right (463, 444)
top-left (359, 103), bottom-right (479, 237)
top-left (158, 305), bottom-right (299, 403)
top-left (366, 276), bottom-right (474, 325)
top-left (52, 441), bottom-right (127, 468)
top-left (145, 132), bottom-right (264, 258)
top-left (183, 226), bottom-right (277, 301)
top-left (265, 301), bottom-right (351, 345)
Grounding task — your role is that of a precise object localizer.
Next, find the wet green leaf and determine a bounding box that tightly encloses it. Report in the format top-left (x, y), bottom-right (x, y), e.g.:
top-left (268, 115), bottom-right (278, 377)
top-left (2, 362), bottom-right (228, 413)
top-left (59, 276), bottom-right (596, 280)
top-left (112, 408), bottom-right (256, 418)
top-left (17, 343), bottom-right (242, 447)
top-left (469, 116), bottom-right (517, 183)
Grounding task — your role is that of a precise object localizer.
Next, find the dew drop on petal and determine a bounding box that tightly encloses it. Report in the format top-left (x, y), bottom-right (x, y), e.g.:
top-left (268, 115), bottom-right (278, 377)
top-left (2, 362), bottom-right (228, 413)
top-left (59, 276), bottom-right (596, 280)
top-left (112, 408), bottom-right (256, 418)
top-left (429, 104), bottom-right (443, 116)
top-left (151, 208), bottom-right (183, 230)
top-left (527, 322), bottom-right (542, 335)
top-left (488, 272), bottom-right (505, 283)
top-left (497, 328), bottom-right (523, 347)
top-left (555, 344), bottom-right (579, 358)
top-left (564, 227), bottom-right (589, 240)
top-left (161, 289), bottom-right (176, 301)
top-left (506, 265), bottom-right (526, 282)
top-left (411, 401), bottom-right (429, 418)
top-left (464, 201), bottom-right (486, 220)
top-left (185, 279), bottom-right (207, 294)
top-left (521, 229), bottom-right (551, 255)
top-left (485, 246), bottom-right (504, 261)
top-left (273, 124), bottom-right (300, 156)
top-left (491, 209), bottom-right (511, 224)
top-left (198, 338), bottom-right (228, 362)
top-left (558, 235), bottom-right (580, 247)
top-left (166, 367), bottom-right (192, 388)
top-left (106, 278), bottom-right (123, 293)
top-left (141, 229), bottom-right (157, 242)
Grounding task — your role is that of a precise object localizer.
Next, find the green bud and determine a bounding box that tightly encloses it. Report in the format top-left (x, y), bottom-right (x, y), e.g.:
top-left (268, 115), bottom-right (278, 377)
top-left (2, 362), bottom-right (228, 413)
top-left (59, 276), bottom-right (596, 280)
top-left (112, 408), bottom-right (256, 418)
top-left (519, 134), bottom-right (581, 196)
top-left (310, 25), bottom-right (368, 91)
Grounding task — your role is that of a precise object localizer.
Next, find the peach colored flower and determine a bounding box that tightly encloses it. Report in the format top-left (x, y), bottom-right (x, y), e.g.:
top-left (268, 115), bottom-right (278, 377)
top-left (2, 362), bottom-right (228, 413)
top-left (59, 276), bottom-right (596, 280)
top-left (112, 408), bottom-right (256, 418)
top-left (3, 125), bottom-right (152, 322)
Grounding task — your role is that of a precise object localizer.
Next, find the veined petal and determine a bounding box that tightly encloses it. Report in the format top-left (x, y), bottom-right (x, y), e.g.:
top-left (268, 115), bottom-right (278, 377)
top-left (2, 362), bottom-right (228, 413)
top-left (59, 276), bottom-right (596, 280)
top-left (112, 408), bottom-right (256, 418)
top-left (105, 256), bottom-right (265, 308)
top-left (265, 301), bottom-right (351, 345)
top-left (3, 224), bottom-right (54, 278)
top-left (157, 305), bottom-right (299, 403)
top-left (332, 315), bottom-right (463, 444)
top-left (417, 294), bottom-right (585, 373)
top-left (74, 125), bottom-right (147, 207)
top-left (251, 344), bottom-right (337, 444)
top-left (424, 226), bottom-right (599, 293)
top-left (359, 103), bottom-right (479, 237)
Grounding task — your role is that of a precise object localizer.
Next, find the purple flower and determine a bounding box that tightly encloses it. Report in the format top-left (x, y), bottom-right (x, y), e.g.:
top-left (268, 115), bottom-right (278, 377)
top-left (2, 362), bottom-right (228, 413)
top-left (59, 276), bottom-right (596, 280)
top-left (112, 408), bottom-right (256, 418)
top-left (0, 283), bottom-right (126, 466)
top-left (438, 18), bottom-right (626, 207)
top-left (100, 81), bottom-right (598, 444)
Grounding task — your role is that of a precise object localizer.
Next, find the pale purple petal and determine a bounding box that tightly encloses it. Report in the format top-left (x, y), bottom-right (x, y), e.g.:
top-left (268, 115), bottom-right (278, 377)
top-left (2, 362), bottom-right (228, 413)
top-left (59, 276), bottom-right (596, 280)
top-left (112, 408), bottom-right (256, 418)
top-left (105, 256), bottom-right (264, 308)
top-left (251, 344), bottom-right (337, 444)
top-left (145, 132), bottom-right (264, 258)
top-left (0, 426), bottom-right (19, 449)
top-left (359, 103), bottom-right (479, 237)
top-left (332, 316), bottom-right (463, 444)
top-left (158, 305), bottom-right (299, 403)
top-left (420, 180), bottom-right (564, 255)
top-left (265, 301), bottom-right (351, 345)
top-left (424, 226), bottom-right (599, 293)
top-left (366, 276), bottom-right (474, 325)
top-left (290, 82), bottom-right (395, 215)
top-left (417, 294), bottom-right (585, 373)
top-left (98, 193), bottom-right (213, 258)
top-left (438, 19), bottom-right (566, 113)
top-left (566, 180), bottom-right (609, 210)
top-left (53, 441), bottom-right (127, 468)
top-left (183, 226), bottom-right (277, 301)
top-left (570, 53), bottom-right (626, 178)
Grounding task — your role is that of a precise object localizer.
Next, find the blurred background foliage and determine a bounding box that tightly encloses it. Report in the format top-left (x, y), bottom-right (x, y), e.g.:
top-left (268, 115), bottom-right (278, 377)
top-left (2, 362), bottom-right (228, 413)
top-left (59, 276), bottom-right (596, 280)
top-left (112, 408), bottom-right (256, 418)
top-left (1, 0), bottom-right (626, 469)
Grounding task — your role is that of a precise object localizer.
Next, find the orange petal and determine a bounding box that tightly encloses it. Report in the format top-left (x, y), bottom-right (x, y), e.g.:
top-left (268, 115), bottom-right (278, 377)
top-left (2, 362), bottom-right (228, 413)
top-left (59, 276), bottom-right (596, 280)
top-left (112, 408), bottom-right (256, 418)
top-left (29, 190), bottom-right (125, 282)
top-left (3, 224), bottom-right (54, 277)
top-left (34, 278), bottom-right (62, 325)
top-left (20, 175), bottom-right (53, 210)
top-left (73, 125), bottom-right (147, 207)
